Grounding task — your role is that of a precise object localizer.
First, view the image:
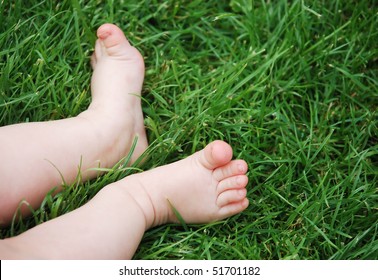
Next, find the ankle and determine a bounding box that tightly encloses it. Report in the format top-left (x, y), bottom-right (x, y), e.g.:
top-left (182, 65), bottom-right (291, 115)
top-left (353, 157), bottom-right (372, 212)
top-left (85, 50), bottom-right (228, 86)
top-left (117, 175), bottom-right (159, 230)
top-left (76, 109), bottom-right (135, 167)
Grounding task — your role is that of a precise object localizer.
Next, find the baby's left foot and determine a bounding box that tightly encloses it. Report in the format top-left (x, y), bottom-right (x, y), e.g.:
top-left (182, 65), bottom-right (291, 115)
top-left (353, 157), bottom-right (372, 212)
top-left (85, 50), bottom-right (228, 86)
top-left (119, 140), bottom-right (249, 229)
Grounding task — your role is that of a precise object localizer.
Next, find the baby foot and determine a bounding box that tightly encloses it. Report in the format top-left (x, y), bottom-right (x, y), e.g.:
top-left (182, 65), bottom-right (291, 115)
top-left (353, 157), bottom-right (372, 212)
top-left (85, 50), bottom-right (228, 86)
top-left (90, 23), bottom-right (145, 107)
top-left (80, 23), bottom-right (148, 166)
top-left (121, 140), bottom-right (249, 229)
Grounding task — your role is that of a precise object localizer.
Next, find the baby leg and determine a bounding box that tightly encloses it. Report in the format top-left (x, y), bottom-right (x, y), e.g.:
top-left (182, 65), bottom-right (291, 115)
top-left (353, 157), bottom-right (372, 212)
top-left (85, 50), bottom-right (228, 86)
top-left (0, 24), bottom-right (148, 225)
top-left (0, 141), bottom-right (248, 259)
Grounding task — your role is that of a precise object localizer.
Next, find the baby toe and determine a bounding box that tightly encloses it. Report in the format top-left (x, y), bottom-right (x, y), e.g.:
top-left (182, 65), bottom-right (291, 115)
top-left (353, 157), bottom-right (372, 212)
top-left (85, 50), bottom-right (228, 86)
top-left (213, 160), bottom-right (248, 181)
top-left (217, 175), bottom-right (248, 193)
top-left (96, 23), bottom-right (131, 56)
top-left (217, 188), bottom-right (247, 208)
top-left (218, 198), bottom-right (249, 219)
top-left (198, 140), bottom-right (233, 170)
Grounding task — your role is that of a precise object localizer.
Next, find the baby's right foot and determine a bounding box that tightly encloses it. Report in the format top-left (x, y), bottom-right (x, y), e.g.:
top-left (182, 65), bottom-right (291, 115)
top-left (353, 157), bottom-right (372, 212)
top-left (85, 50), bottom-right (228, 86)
top-left (79, 23), bottom-right (148, 168)
top-left (120, 140), bottom-right (249, 229)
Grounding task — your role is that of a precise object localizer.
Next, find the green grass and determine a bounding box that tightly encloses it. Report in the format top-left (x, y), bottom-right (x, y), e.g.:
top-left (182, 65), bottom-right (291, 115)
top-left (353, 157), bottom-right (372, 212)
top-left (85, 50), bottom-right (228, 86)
top-left (1, 0), bottom-right (377, 259)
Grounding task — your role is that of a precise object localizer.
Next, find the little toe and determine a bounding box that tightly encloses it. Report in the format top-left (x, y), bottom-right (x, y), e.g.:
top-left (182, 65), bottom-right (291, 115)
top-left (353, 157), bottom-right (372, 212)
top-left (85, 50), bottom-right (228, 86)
top-left (217, 175), bottom-right (248, 193)
top-left (213, 160), bottom-right (248, 181)
top-left (217, 188), bottom-right (247, 208)
top-left (198, 140), bottom-right (233, 170)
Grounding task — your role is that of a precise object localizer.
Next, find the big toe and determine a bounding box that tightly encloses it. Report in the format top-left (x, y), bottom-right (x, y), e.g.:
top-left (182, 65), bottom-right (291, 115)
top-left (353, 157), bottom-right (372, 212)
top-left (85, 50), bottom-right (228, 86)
top-left (199, 140), bottom-right (233, 170)
top-left (96, 23), bottom-right (131, 56)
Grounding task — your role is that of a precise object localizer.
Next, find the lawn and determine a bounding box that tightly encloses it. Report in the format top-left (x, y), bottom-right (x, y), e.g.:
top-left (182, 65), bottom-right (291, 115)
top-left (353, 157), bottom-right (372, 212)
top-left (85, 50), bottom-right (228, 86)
top-left (0, 0), bottom-right (377, 259)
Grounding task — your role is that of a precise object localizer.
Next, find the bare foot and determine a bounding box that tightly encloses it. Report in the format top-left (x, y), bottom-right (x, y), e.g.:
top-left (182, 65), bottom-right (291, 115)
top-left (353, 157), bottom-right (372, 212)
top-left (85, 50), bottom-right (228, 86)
top-left (0, 24), bottom-right (148, 225)
top-left (80, 23), bottom-right (148, 166)
top-left (120, 140), bottom-right (249, 229)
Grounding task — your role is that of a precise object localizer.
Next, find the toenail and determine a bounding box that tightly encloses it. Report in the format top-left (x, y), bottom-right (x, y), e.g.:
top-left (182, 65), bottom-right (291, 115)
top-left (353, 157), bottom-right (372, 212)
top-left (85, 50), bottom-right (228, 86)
top-left (98, 31), bottom-right (111, 40)
top-left (238, 164), bottom-right (246, 173)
